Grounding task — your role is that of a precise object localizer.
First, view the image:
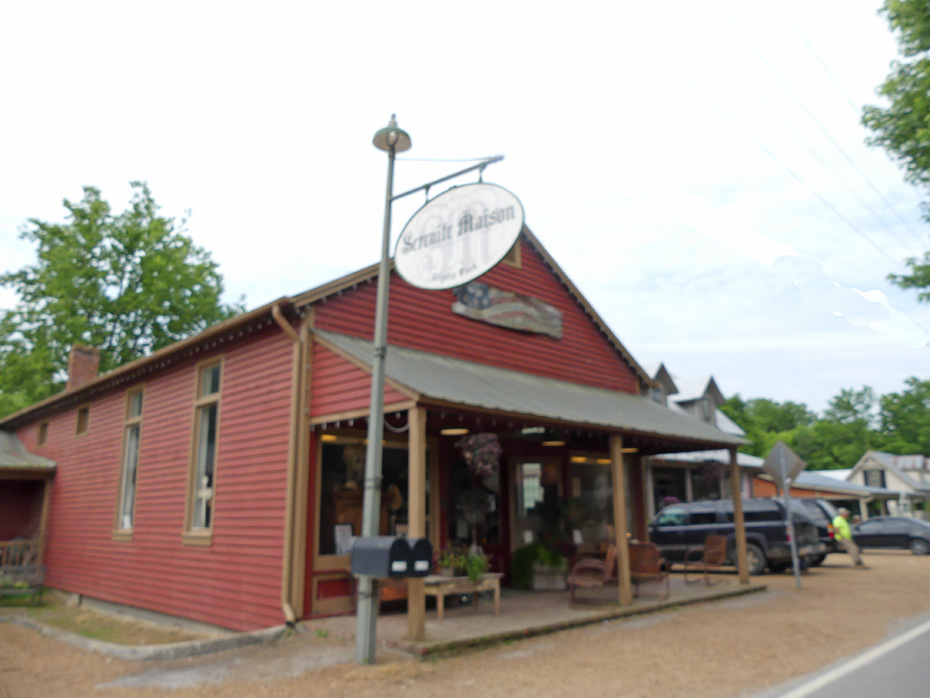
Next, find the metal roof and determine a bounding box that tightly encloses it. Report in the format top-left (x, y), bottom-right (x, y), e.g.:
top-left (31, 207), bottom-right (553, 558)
top-left (815, 469), bottom-right (853, 481)
top-left (792, 470), bottom-right (898, 498)
top-left (651, 449), bottom-right (763, 468)
top-left (316, 330), bottom-right (744, 448)
top-left (0, 431), bottom-right (56, 471)
top-left (714, 409), bottom-right (745, 437)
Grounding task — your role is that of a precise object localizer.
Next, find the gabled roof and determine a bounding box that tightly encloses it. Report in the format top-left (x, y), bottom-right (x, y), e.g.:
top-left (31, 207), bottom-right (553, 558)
top-left (293, 227), bottom-right (656, 393)
top-left (0, 226), bottom-right (659, 430)
top-left (315, 330), bottom-right (744, 450)
top-left (0, 430), bottom-right (55, 472)
top-left (643, 362), bottom-right (679, 397)
top-left (673, 375), bottom-right (726, 407)
top-left (852, 451), bottom-right (930, 494)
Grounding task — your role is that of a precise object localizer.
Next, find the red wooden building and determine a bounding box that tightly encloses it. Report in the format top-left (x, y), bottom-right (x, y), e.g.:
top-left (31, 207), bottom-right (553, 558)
top-left (0, 229), bottom-right (745, 632)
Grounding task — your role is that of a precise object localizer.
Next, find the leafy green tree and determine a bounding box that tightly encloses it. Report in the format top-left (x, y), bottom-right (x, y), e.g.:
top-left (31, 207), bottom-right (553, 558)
top-left (863, 0), bottom-right (930, 298)
top-left (879, 377), bottom-right (930, 453)
top-left (721, 395), bottom-right (815, 458)
top-left (788, 420), bottom-right (884, 471)
top-left (822, 387), bottom-right (878, 426)
top-left (785, 388), bottom-right (882, 469)
top-left (723, 389), bottom-right (888, 469)
top-left (0, 182), bottom-right (243, 417)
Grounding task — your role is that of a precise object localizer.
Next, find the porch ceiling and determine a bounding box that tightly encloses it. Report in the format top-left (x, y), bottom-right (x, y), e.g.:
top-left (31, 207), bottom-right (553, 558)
top-left (315, 331), bottom-right (744, 451)
top-left (0, 430), bottom-right (56, 475)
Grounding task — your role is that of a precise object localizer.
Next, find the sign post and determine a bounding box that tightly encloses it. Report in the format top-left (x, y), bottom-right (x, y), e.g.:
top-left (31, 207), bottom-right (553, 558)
top-left (356, 116), bottom-right (510, 665)
top-left (762, 441), bottom-right (808, 589)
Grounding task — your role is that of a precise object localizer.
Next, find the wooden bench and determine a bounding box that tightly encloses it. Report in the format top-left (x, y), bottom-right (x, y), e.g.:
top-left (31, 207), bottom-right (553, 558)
top-left (423, 573), bottom-right (503, 623)
top-left (0, 564), bottom-right (47, 603)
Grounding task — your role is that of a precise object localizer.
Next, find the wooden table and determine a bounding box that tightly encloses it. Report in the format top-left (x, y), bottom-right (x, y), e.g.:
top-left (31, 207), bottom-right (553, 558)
top-left (423, 573), bottom-right (503, 623)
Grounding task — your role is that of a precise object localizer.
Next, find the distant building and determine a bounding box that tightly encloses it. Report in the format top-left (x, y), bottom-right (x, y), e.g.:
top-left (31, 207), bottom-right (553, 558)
top-left (847, 451), bottom-right (930, 520)
top-left (643, 366), bottom-right (755, 517)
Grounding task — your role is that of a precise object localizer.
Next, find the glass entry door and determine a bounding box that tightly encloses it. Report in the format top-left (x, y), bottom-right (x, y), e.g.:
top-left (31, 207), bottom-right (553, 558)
top-left (510, 457), bottom-right (563, 551)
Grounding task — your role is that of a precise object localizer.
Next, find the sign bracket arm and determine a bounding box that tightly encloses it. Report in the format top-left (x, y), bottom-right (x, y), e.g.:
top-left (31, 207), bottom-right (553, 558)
top-left (391, 155), bottom-right (504, 203)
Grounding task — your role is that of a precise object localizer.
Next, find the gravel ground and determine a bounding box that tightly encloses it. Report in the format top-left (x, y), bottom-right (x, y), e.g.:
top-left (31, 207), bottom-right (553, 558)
top-left (2, 550), bottom-right (928, 698)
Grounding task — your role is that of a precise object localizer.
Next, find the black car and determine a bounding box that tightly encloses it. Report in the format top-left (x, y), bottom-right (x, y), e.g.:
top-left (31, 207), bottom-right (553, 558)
top-left (649, 498), bottom-right (826, 575)
top-left (851, 516), bottom-right (930, 555)
top-left (796, 498), bottom-right (840, 565)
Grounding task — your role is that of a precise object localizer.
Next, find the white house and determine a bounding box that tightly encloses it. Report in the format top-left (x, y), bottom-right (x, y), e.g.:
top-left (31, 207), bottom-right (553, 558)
top-left (847, 451), bottom-right (930, 520)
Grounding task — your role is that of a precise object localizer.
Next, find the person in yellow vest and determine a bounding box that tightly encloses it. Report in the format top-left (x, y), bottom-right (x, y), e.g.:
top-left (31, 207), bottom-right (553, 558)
top-left (833, 507), bottom-right (865, 568)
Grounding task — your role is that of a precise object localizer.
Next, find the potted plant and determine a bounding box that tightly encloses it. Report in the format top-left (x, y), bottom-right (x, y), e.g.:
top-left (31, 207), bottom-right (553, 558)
top-left (434, 544), bottom-right (489, 583)
top-left (435, 545), bottom-right (464, 577)
top-left (511, 542), bottom-right (569, 590)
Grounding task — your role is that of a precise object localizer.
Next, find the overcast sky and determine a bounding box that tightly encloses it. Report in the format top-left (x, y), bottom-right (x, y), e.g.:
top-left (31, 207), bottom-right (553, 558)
top-left (2, 1), bottom-right (929, 413)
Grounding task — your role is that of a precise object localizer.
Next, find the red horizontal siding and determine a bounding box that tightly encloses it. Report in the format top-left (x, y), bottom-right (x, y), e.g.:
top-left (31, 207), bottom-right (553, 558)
top-left (15, 326), bottom-right (294, 631)
top-left (310, 342), bottom-right (409, 418)
top-left (314, 237), bottom-right (639, 394)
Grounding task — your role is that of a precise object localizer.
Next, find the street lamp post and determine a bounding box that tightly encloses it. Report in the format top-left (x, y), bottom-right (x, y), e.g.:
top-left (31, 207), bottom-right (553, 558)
top-left (354, 116), bottom-right (503, 664)
top-left (355, 115), bottom-right (411, 665)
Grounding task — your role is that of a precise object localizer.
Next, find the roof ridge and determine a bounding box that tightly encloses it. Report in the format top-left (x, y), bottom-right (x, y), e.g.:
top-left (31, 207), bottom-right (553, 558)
top-left (294, 227), bottom-right (655, 391)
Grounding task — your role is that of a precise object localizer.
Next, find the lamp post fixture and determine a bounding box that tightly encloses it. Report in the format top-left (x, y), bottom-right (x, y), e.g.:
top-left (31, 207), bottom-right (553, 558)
top-left (355, 114), bottom-right (411, 665)
top-left (354, 116), bottom-right (503, 664)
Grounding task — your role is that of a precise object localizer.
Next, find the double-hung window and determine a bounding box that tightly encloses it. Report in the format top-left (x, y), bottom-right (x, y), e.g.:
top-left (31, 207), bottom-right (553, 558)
top-left (114, 389), bottom-right (143, 541)
top-left (184, 359), bottom-right (222, 545)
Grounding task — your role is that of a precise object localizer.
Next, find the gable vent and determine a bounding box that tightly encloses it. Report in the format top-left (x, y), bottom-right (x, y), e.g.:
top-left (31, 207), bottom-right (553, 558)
top-left (501, 242), bottom-right (521, 269)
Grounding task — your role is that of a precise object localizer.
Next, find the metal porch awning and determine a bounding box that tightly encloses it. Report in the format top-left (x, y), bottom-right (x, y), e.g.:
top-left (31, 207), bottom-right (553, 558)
top-left (314, 330), bottom-right (744, 451)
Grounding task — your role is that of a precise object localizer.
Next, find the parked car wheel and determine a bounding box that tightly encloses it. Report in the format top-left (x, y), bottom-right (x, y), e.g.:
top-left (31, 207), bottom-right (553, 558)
top-left (808, 554), bottom-right (827, 566)
top-left (744, 543), bottom-right (767, 575)
top-left (909, 539), bottom-right (930, 555)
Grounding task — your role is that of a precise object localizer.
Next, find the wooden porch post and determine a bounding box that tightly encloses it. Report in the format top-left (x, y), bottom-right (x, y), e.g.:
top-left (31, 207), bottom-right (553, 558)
top-left (37, 476), bottom-right (53, 565)
top-left (729, 446), bottom-right (749, 584)
top-left (407, 406), bottom-right (427, 641)
top-left (609, 435), bottom-right (633, 606)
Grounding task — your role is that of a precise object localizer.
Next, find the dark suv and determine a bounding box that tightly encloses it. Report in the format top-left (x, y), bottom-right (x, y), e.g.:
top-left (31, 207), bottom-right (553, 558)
top-left (796, 498), bottom-right (839, 565)
top-left (649, 498), bottom-right (826, 575)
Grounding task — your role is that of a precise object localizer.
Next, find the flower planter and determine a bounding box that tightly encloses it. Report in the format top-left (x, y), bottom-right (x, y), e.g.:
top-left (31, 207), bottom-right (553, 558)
top-left (531, 562), bottom-right (568, 591)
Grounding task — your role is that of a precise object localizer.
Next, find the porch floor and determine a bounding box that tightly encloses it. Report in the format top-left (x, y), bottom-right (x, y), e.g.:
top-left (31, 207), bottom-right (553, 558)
top-left (301, 573), bottom-right (766, 657)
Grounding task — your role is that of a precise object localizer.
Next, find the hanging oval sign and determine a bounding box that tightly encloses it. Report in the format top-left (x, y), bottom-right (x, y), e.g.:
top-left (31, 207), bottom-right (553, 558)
top-left (394, 183), bottom-right (525, 290)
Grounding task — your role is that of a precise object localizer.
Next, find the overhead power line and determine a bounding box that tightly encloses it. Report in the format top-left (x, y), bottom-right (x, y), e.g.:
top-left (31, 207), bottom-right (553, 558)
top-left (718, 8), bottom-right (919, 259)
top-left (709, 11), bottom-right (922, 258)
top-left (623, 20), bottom-right (906, 271)
top-left (793, 22), bottom-right (929, 249)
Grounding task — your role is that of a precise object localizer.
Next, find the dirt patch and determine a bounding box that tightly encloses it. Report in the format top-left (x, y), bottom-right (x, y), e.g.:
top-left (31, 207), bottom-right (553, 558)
top-left (2, 550), bottom-right (929, 698)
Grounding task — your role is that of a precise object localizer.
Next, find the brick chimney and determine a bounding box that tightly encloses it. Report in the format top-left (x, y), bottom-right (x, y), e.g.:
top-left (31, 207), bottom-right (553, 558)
top-left (66, 346), bottom-right (100, 390)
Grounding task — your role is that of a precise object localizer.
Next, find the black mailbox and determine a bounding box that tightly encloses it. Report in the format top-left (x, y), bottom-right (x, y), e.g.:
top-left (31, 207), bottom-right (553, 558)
top-left (351, 536), bottom-right (410, 578)
top-left (406, 538), bottom-right (433, 577)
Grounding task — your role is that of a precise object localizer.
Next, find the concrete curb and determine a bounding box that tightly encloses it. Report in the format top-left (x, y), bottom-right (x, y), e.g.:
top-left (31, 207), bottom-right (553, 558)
top-left (0, 613), bottom-right (290, 661)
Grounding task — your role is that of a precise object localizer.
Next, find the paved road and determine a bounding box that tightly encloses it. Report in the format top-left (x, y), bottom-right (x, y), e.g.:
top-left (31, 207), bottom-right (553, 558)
top-left (768, 615), bottom-right (930, 698)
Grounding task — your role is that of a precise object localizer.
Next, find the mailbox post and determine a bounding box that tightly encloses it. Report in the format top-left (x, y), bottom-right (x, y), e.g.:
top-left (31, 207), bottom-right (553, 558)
top-left (350, 535), bottom-right (433, 658)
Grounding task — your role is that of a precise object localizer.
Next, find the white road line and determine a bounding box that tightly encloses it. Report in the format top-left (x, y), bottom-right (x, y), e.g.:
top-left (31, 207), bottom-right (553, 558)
top-left (777, 616), bottom-right (930, 698)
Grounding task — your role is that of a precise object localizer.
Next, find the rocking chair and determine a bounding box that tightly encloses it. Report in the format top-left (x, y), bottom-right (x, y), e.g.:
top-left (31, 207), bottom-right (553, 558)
top-left (629, 542), bottom-right (669, 600)
top-left (681, 534), bottom-right (728, 586)
top-left (567, 544), bottom-right (617, 604)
